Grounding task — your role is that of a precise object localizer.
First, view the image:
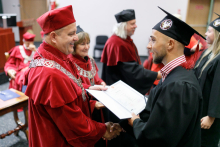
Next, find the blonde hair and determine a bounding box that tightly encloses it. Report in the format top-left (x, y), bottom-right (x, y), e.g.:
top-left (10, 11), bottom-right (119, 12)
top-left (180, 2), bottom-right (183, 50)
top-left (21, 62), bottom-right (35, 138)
top-left (73, 32), bottom-right (90, 54)
top-left (195, 28), bottom-right (220, 77)
top-left (112, 22), bottom-right (127, 39)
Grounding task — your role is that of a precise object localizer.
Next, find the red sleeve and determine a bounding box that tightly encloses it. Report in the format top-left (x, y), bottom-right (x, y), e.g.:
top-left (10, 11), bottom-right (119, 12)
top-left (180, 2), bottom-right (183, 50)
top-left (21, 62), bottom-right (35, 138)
top-left (4, 46), bottom-right (25, 75)
top-left (143, 53), bottom-right (153, 70)
top-left (90, 100), bottom-right (96, 113)
top-left (44, 103), bottom-right (106, 147)
top-left (4, 56), bottom-right (18, 75)
top-left (82, 83), bottom-right (91, 89)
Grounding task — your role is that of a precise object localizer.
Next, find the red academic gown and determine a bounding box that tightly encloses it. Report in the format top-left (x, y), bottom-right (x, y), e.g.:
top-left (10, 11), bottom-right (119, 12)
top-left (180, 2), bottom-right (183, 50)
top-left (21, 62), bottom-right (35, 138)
top-left (68, 54), bottom-right (103, 86)
top-left (68, 54), bottom-right (106, 147)
top-left (4, 45), bottom-right (34, 91)
top-left (24, 42), bottom-right (106, 147)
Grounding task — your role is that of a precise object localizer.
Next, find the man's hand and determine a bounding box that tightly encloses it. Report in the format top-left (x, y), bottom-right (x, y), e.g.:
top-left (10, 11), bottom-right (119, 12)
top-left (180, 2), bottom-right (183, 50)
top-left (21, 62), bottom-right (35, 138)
top-left (89, 85), bottom-right (108, 91)
top-left (201, 116), bottom-right (215, 129)
top-left (95, 101), bottom-right (105, 110)
top-left (28, 44), bottom-right (36, 51)
top-left (7, 69), bottom-right (16, 79)
top-left (103, 122), bottom-right (122, 140)
top-left (128, 113), bottom-right (140, 127)
top-left (100, 81), bottom-right (106, 87)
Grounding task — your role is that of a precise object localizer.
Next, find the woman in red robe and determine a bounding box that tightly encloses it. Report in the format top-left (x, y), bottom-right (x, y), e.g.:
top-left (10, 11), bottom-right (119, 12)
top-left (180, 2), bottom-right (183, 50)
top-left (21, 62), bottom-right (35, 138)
top-left (68, 26), bottom-right (106, 87)
top-left (68, 26), bottom-right (107, 147)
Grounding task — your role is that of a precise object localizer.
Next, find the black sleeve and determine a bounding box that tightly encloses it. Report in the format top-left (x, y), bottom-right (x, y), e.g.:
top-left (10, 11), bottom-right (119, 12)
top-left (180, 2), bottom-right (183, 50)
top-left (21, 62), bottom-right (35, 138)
top-left (208, 60), bottom-right (220, 118)
top-left (117, 61), bottom-right (158, 95)
top-left (184, 47), bottom-right (194, 56)
top-left (133, 82), bottom-right (201, 147)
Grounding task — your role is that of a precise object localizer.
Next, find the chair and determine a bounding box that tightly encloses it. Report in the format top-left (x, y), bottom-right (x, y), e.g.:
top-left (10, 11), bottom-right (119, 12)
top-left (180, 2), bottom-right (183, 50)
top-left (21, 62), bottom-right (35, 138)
top-left (93, 35), bottom-right (108, 59)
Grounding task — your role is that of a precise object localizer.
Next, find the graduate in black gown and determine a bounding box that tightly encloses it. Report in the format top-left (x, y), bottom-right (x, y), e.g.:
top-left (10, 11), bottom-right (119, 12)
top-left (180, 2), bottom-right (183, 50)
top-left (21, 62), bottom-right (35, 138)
top-left (194, 13), bottom-right (220, 147)
top-left (127, 7), bottom-right (204, 147)
top-left (100, 9), bottom-right (161, 147)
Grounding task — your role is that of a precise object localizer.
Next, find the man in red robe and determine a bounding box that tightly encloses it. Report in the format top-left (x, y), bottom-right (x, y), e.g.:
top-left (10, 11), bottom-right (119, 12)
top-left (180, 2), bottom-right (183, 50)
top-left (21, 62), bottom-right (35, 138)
top-left (4, 32), bottom-right (36, 91)
top-left (24, 5), bottom-right (121, 147)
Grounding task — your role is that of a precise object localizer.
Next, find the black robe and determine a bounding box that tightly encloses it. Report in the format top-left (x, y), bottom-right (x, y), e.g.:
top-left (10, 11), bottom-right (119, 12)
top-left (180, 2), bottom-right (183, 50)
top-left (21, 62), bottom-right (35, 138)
top-left (100, 35), bottom-right (158, 147)
top-left (194, 52), bottom-right (220, 147)
top-left (101, 61), bottom-right (158, 95)
top-left (132, 66), bottom-right (202, 147)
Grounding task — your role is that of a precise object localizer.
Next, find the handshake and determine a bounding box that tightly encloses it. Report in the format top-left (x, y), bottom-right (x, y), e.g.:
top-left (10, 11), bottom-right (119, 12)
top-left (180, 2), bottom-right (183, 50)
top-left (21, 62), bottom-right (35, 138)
top-left (103, 122), bottom-right (123, 140)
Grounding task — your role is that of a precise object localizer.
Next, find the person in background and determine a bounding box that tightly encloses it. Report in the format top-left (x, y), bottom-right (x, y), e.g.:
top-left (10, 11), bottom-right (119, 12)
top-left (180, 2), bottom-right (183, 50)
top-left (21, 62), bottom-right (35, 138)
top-left (128, 7), bottom-right (204, 147)
top-left (69, 26), bottom-right (106, 87)
top-left (194, 12), bottom-right (220, 147)
top-left (101, 9), bottom-right (160, 95)
top-left (24, 5), bottom-right (121, 147)
top-left (4, 32), bottom-right (36, 91)
top-left (68, 26), bottom-right (107, 147)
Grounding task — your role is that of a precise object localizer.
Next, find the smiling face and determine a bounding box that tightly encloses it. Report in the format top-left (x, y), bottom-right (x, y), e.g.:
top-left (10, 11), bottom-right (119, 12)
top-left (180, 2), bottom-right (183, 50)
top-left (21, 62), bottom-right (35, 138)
top-left (75, 40), bottom-right (90, 58)
top-left (126, 19), bottom-right (137, 36)
top-left (55, 23), bottom-right (78, 55)
top-left (73, 32), bottom-right (90, 58)
top-left (205, 26), bottom-right (215, 45)
top-left (147, 29), bottom-right (168, 64)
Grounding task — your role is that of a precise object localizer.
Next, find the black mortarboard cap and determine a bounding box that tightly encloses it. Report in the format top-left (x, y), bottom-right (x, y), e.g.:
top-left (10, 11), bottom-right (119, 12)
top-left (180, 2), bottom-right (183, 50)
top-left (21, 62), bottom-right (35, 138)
top-left (209, 12), bottom-right (220, 32)
top-left (76, 25), bottom-right (84, 34)
top-left (153, 7), bottom-right (205, 46)
top-left (115, 9), bottom-right (135, 23)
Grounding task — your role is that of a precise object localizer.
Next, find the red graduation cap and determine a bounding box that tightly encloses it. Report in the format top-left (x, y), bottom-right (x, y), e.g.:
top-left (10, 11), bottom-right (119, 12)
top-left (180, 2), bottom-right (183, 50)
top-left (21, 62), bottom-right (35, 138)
top-left (37, 5), bottom-right (76, 34)
top-left (23, 32), bottom-right (36, 42)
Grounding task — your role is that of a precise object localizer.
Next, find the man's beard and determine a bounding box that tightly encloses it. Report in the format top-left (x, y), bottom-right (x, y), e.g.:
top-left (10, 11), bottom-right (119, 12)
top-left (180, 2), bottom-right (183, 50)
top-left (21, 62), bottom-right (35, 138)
top-left (153, 52), bottom-right (166, 64)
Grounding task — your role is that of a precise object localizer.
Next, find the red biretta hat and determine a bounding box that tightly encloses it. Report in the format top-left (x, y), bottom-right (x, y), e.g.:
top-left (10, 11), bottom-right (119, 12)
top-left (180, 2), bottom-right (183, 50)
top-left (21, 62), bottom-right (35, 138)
top-left (23, 32), bottom-right (36, 42)
top-left (37, 5), bottom-right (76, 34)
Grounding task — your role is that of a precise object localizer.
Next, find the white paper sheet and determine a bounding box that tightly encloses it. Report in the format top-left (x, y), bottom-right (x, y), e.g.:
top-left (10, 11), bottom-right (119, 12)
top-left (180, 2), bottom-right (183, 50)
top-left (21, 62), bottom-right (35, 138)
top-left (86, 80), bottom-right (147, 119)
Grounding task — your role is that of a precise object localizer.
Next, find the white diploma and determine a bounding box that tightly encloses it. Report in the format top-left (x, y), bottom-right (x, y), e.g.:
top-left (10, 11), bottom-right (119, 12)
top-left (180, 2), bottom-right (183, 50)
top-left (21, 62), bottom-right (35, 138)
top-left (86, 80), bottom-right (147, 119)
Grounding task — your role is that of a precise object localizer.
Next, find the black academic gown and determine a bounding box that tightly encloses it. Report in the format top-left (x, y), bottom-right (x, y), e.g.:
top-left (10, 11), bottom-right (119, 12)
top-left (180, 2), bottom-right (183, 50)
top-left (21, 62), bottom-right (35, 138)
top-left (194, 52), bottom-right (220, 147)
top-left (101, 61), bottom-right (158, 147)
top-left (101, 35), bottom-right (158, 147)
top-left (132, 66), bottom-right (202, 147)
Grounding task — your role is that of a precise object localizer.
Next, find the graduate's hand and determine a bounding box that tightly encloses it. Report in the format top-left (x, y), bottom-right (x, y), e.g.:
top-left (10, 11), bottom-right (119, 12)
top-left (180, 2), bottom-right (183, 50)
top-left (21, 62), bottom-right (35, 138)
top-left (109, 123), bottom-right (122, 133)
top-left (100, 81), bottom-right (106, 87)
top-left (95, 101), bottom-right (105, 110)
top-left (201, 116), bottom-right (215, 129)
top-left (7, 69), bottom-right (17, 79)
top-left (103, 122), bottom-right (121, 140)
top-left (128, 113), bottom-right (140, 127)
top-left (89, 86), bottom-right (108, 91)
top-left (157, 71), bottom-right (162, 80)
